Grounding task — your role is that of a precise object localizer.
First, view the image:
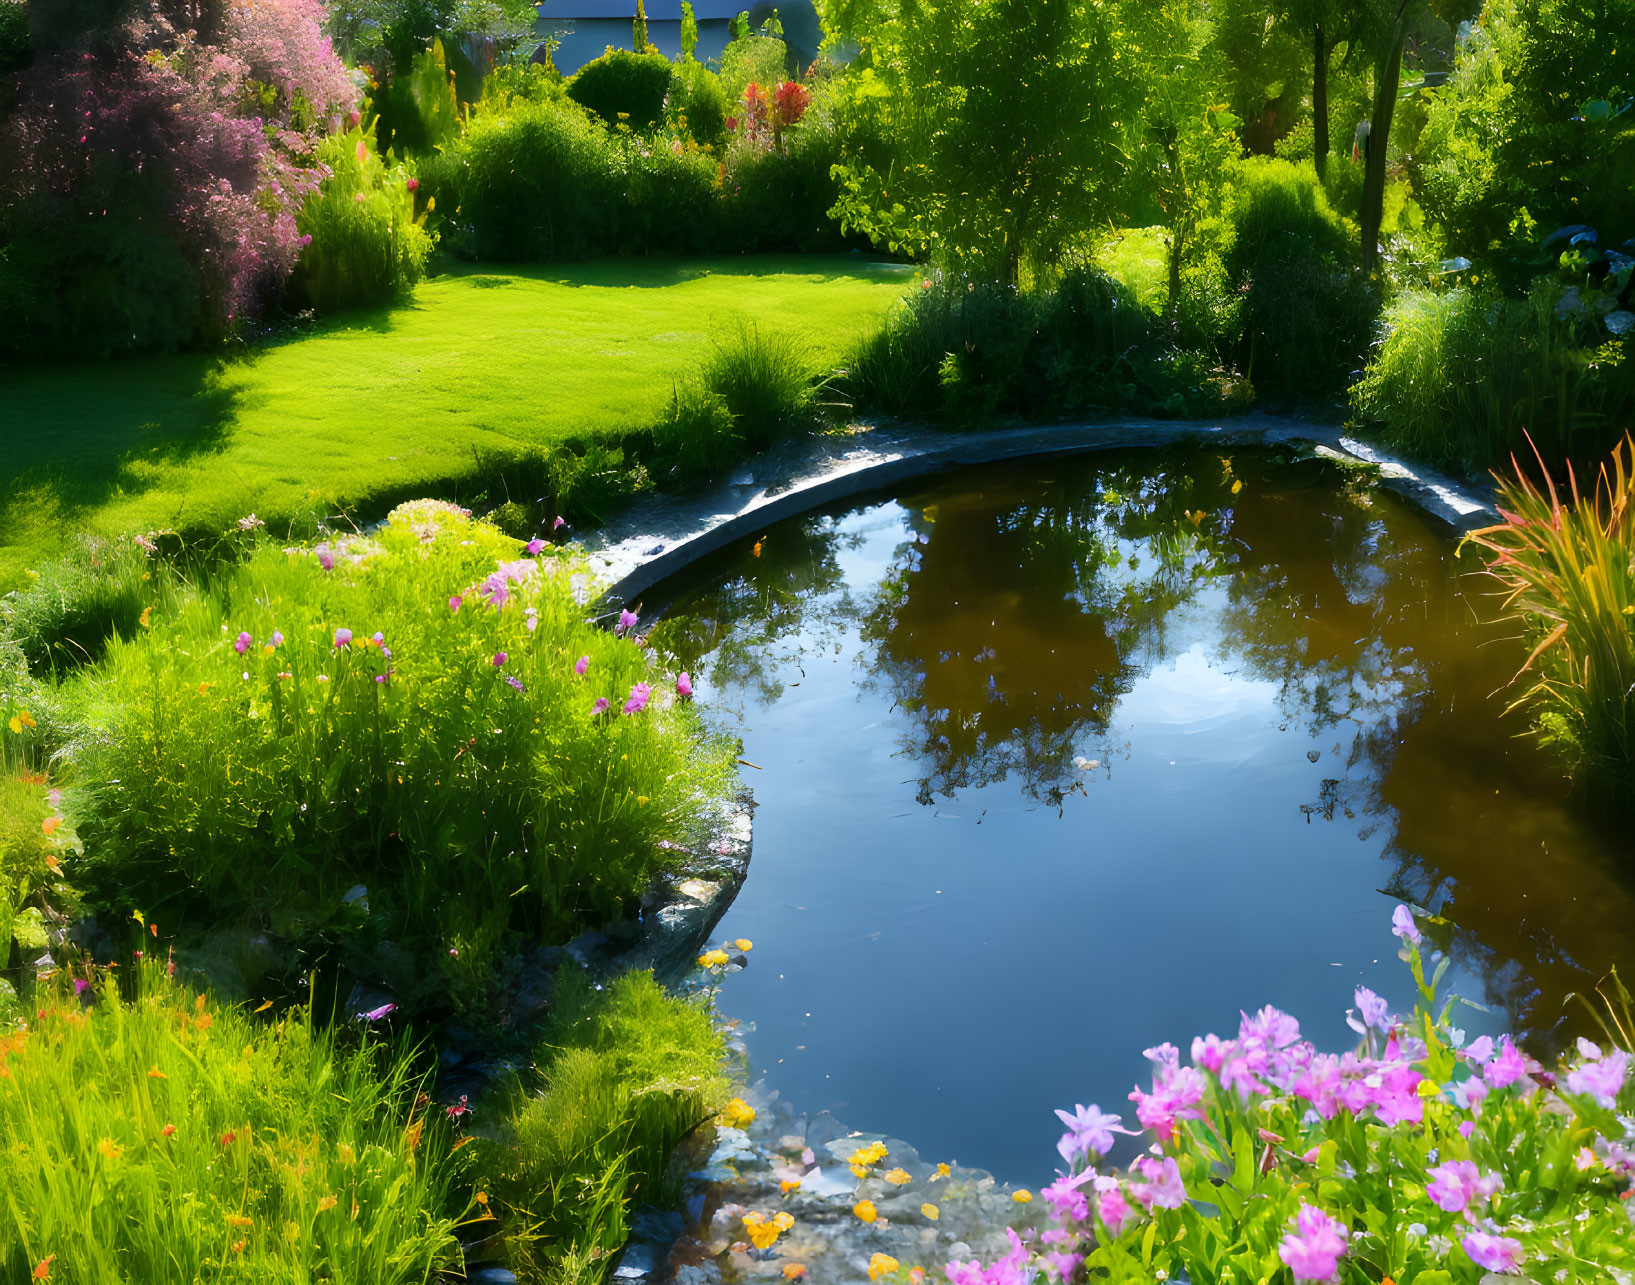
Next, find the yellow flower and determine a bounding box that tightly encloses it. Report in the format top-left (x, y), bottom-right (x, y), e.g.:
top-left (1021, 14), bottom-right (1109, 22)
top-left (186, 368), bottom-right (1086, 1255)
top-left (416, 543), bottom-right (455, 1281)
top-left (6, 718), bottom-right (19, 735)
top-left (197, 682), bottom-right (212, 695)
top-left (140, 607), bottom-right (152, 629)
top-left (1011, 1189), bottom-right (1032, 1204)
top-left (337, 1142), bottom-right (356, 1165)
top-left (698, 949), bottom-right (730, 968)
top-left (316, 1195), bottom-right (338, 1213)
top-left (853, 1199), bottom-right (877, 1224)
top-left (18, 710), bottom-right (35, 728)
top-left (225, 1214), bottom-right (253, 1230)
top-left (718, 1098), bottom-right (756, 1128)
top-left (869, 1253), bottom-right (899, 1281)
top-left (734, 938), bottom-right (754, 951)
top-left (884, 1167), bottom-right (911, 1186)
top-left (146, 1067), bottom-right (167, 1080)
top-left (772, 1212), bottom-right (794, 1232)
top-left (932, 1163), bottom-right (951, 1181)
top-left (921, 1203), bottom-right (939, 1221)
top-left (781, 1179), bottom-right (801, 1195)
top-left (96, 1138), bottom-right (124, 1161)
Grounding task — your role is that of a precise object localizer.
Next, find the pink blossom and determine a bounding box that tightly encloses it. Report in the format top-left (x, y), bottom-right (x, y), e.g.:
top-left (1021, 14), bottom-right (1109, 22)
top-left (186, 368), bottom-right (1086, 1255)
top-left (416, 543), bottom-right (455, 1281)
top-left (617, 608), bottom-right (640, 634)
top-left (1040, 1172), bottom-right (1091, 1222)
top-left (448, 595), bottom-right (462, 613)
top-left (1094, 1177), bottom-right (1135, 1235)
top-left (623, 682), bottom-right (653, 715)
top-left (1391, 904), bottom-right (1421, 945)
top-left (554, 516), bottom-right (569, 530)
top-left (1129, 1066), bottom-right (1205, 1143)
top-left (1565, 1047), bottom-right (1627, 1108)
top-left (406, 177), bottom-right (419, 192)
top-left (1053, 1103), bottom-right (1133, 1164)
top-left (1450, 1071), bottom-right (1489, 1114)
top-left (1483, 1036), bottom-right (1531, 1089)
top-left (1352, 987), bottom-right (1392, 1031)
top-left (1427, 1160), bottom-right (1502, 1213)
top-left (234, 631), bottom-right (252, 654)
top-left (358, 1002), bottom-right (395, 1022)
top-left (480, 573), bottom-right (511, 609)
top-left (1462, 1232), bottom-right (1523, 1274)
top-left (1278, 1205), bottom-right (1348, 1282)
top-left (526, 538), bottom-right (545, 554)
top-left (677, 672), bottom-right (694, 698)
top-left (270, 630), bottom-right (284, 647)
top-left (333, 627), bottom-right (353, 648)
top-left (574, 655), bottom-right (591, 676)
top-left (592, 698), bottom-right (611, 716)
top-left (1128, 1156), bottom-right (1185, 1210)
top-left (317, 546), bottom-right (335, 570)
top-left (1240, 1005), bottom-right (1301, 1050)
top-left (492, 652), bottom-right (507, 667)
top-left (1190, 1033), bottom-right (1234, 1073)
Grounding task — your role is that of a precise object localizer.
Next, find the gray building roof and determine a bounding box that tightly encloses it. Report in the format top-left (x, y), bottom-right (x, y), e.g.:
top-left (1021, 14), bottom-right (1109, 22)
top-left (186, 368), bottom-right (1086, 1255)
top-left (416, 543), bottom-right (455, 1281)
top-left (539, 1), bottom-right (744, 16)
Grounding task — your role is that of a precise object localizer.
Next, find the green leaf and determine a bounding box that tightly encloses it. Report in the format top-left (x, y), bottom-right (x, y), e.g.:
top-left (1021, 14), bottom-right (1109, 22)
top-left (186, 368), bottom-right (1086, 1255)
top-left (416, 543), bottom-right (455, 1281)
top-left (12, 905), bottom-right (48, 953)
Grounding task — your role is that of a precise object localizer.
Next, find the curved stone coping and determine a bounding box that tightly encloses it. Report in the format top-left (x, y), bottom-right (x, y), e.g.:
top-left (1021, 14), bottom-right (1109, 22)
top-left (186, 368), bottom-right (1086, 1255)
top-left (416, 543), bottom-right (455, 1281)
top-left (582, 415), bottom-right (1497, 609)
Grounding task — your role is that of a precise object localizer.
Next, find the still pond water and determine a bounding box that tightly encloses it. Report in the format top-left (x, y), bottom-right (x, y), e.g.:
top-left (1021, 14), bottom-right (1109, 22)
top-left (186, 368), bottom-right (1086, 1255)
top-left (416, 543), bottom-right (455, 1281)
top-left (647, 446), bottom-right (1635, 1184)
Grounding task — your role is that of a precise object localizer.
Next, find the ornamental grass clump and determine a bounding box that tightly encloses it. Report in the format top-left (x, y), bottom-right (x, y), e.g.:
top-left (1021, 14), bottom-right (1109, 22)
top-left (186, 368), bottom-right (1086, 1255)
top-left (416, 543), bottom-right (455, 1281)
top-left (956, 906), bottom-right (1635, 1285)
top-left (0, 963), bottom-right (466, 1282)
top-left (1462, 436), bottom-right (1635, 802)
top-left (65, 505), bottom-right (733, 1002)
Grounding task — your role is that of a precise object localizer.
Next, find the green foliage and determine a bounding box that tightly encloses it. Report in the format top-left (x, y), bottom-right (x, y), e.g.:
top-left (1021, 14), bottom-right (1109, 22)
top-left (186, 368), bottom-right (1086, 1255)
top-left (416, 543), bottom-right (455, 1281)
top-left (680, 0), bottom-right (699, 59)
top-left (1352, 282), bottom-right (1635, 473)
top-left (65, 510), bottom-right (735, 1006)
top-left (648, 381), bottom-right (742, 492)
top-left (632, 0), bottom-right (650, 54)
top-left (485, 970), bottom-right (726, 1285)
top-left (290, 127), bottom-right (435, 313)
top-left (1220, 157), bottom-right (1376, 397)
top-left (1416, 0), bottom-right (1635, 275)
top-left (845, 269), bottom-right (1222, 425)
top-left (700, 322), bottom-right (825, 452)
top-left (2, 536), bottom-right (160, 673)
top-left (819, 0), bottom-right (1164, 283)
top-left (716, 107), bottom-right (850, 252)
top-left (0, 966), bottom-right (466, 1283)
top-left (668, 59), bottom-right (730, 150)
top-left (567, 49), bottom-right (675, 131)
top-left (1463, 437), bottom-right (1635, 803)
top-left (718, 33), bottom-right (787, 105)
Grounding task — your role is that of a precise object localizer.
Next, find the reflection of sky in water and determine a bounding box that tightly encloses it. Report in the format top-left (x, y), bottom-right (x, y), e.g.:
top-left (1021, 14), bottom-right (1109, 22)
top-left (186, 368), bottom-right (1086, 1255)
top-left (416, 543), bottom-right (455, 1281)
top-left (649, 449), bottom-right (1635, 1185)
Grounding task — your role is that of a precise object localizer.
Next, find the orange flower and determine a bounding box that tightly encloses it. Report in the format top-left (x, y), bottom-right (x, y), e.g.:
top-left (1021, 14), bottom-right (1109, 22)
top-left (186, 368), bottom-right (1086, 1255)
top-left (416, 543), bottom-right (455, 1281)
top-left (147, 1067), bottom-right (167, 1080)
top-left (161, 1124), bottom-right (176, 1137)
top-left (782, 1266), bottom-right (807, 1281)
top-left (231, 1241), bottom-right (246, 1254)
top-left (41, 817), bottom-right (60, 837)
top-left (225, 1214), bottom-right (253, 1230)
top-left (33, 1256), bottom-right (54, 1279)
top-left (195, 1013), bottom-right (213, 1031)
top-left (853, 1199), bottom-right (877, 1224)
top-left (780, 1179), bottom-right (801, 1195)
top-left (220, 1131), bottom-right (236, 1147)
top-left (97, 1138), bottom-right (123, 1161)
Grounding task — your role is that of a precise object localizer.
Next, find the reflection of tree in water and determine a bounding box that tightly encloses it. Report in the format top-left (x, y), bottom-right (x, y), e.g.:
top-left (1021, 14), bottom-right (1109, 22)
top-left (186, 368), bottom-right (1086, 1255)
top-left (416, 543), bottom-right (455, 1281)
top-left (647, 516), bottom-right (863, 711)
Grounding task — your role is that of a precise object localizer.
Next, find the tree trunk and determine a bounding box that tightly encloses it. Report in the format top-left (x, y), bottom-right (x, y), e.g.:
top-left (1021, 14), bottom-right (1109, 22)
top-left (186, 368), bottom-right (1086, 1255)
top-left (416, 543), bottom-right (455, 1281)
top-left (1313, 22), bottom-right (1330, 183)
top-left (1359, 28), bottom-right (1404, 274)
top-left (1167, 232), bottom-right (1183, 322)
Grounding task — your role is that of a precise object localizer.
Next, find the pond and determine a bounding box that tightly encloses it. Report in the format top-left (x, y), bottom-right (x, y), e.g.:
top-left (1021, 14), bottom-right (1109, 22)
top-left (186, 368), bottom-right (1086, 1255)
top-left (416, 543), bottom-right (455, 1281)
top-left (645, 445), bottom-right (1635, 1185)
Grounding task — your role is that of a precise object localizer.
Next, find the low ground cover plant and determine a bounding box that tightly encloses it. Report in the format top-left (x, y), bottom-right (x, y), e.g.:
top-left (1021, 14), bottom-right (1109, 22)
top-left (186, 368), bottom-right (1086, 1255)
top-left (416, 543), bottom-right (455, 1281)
top-left (1462, 436), bottom-right (1635, 807)
top-left (0, 964), bottom-right (467, 1282)
top-left (61, 503), bottom-right (733, 1008)
top-left (952, 907), bottom-right (1635, 1285)
top-left (483, 969), bottom-right (727, 1285)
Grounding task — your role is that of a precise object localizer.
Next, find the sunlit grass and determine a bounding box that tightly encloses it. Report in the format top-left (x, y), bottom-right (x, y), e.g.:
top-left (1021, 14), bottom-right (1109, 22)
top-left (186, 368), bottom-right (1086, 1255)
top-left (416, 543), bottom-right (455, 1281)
top-left (0, 257), bottom-right (912, 591)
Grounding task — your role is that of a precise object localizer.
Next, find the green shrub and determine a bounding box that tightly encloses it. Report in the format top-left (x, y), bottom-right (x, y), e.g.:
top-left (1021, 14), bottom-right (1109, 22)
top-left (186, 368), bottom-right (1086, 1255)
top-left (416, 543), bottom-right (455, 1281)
top-left (1352, 283), bottom-right (1635, 473)
top-left (567, 49), bottom-right (675, 130)
top-left (718, 119), bottom-right (848, 252)
top-left (1463, 437), bottom-right (1635, 804)
top-left (668, 59), bottom-right (730, 150)
top-left (0, 966), bottom-right (466, 1283)
top-left (3, 535), bottom-right (162, 674)
top-left (1222, 157), bottom-right (1376, 397)
top-left (65, 509), bottom-right (735, 1007)
top-left (289, 127), bottom-right (435, 313)
top-left (485, 970), bottom-right (726, 1285)
top-left (718, 34), bottom-right (789, 105)
top-left (648, 380), bottom-right (742, 491)
top-left (846, 268), bottom-right (1218, 424)
top-left (700, 323), bottom-right (826, 452)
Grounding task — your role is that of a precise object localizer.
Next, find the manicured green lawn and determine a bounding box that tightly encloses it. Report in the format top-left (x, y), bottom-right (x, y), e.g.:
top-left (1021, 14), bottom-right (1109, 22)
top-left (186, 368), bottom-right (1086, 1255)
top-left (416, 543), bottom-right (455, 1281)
top-left (0, 256), bottom-right (912, 588)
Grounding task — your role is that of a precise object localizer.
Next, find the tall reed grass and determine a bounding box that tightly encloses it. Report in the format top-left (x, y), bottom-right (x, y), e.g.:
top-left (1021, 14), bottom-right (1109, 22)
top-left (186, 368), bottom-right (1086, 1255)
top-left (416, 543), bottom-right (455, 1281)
top-left (0, 964), bottom-right (466, 1282)
top-left (1463, 435), bottom-right (1635, 801)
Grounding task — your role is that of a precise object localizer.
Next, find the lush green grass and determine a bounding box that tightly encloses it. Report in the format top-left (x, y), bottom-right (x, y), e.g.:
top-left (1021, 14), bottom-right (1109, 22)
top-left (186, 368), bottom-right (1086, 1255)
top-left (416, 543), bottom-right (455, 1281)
top-left (0, 256), bottom-right (912, 590)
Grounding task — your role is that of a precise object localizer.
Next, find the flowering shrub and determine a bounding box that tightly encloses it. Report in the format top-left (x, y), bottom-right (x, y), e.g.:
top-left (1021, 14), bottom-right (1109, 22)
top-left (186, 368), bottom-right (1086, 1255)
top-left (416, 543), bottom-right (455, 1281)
top-left (0, 964), bottom-right (465, 1281)
top-left (0, 0), bottom-right (358, 356)
top-left (67, 507), bottom-right (733, 1006)
top-left (954, 908), bottom-right (1635, 1284)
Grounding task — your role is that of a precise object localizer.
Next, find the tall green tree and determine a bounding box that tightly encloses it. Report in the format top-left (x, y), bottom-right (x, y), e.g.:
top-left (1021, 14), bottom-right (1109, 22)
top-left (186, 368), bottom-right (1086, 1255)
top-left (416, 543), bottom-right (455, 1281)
top-left (818, 0), bottom-right (1150, 284)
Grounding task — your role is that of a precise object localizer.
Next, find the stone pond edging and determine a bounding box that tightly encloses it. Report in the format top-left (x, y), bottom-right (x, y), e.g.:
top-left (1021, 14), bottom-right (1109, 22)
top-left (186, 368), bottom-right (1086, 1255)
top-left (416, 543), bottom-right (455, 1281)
top-left (580, 415), bottom-right (1498, 613)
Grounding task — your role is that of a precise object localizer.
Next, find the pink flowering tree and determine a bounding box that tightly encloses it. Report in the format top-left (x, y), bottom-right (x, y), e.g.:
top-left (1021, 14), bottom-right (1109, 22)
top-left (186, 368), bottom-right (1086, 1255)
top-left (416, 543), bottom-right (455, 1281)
top-left (959, 908), bottom-right (1635, 1284)
top-left (0, 0), bottom-right (359, 355)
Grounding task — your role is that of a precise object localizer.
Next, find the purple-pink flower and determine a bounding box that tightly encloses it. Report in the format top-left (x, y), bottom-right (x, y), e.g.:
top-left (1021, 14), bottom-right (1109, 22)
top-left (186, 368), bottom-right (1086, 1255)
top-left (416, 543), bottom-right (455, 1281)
top-left (492, 652), bottom-right (507, 667)
top-left (617, 608), bottom-right (639, 635)
top-left (1565, 1045), bottom-right (1627, 1108)
top-left (358, 1002), bottom-right (395, 1022)
top-left (270, 630), bottom-right (284, 647)
top-left (234, 631), bottom-right (252, 654)
top-left (677, 672), bottom-right (694, 699)
top-left (1427, 1160), bottom-right (1502, 1213)
top-left (526, 538), bottom-right (545, 555)
top-left (592, 697), bottom-right (611, 716)
top-left (333, 627), bottom-right (353, 648)
top-left (1053, 1103), bottom-right (1133, 1164)
top-left (1352, 986), bottom-right (1392, 1032)
top-left (448, 595), bottom-right (462, 613)
top-left (480, 573), bottom-right (511, 609)
top-left (1129, 1066), bottom-right (1205, 1143)
top-left (623, 682), bottom-right (652, 715)
top-left (1191, 1033), bottom-right (1233, 1072)
top-left (317, 545), bottom-right (335, 571)
top-left (505, 675), bottom-right (525, 692)
top-left (1128, 1155), bottom-right (1185, 1210)
top-left (574, 655), bottom-right (591, 676)
top-left (1391, 903), bottom-right (1421, 945)
top-left (1278, 1205), bottom-right (1348, 1282)
top-left (1462, 1231), bottom-right (1523, 1274)
top-left (1094, 1176), bottom-right (1134, 1235)
top-left (554, 515), bottom-right (568, 530)
top-left (1484, 1036), bottom-right (1531, 1089)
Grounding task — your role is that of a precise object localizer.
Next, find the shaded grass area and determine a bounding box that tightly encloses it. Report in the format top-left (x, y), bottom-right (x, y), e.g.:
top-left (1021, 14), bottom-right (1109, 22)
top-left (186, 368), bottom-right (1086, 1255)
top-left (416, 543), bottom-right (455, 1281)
top-left (0, 256), bottom-right (913, 589)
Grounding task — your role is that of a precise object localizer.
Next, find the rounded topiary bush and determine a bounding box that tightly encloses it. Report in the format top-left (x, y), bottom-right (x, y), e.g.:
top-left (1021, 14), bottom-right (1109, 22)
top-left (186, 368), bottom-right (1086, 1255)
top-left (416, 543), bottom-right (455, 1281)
top-left (567, 49), bottom-right (674, 130)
